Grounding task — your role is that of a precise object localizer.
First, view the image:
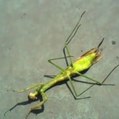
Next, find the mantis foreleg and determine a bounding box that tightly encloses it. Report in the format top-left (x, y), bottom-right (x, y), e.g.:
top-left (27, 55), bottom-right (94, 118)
top-left (25, 92), bottom-right (48, 119)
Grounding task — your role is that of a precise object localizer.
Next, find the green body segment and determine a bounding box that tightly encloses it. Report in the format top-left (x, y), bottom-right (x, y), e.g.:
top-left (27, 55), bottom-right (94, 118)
top-left (73, 51), bottom-right (97, 72)
top-left (40, 48), bottom-right (98, 93)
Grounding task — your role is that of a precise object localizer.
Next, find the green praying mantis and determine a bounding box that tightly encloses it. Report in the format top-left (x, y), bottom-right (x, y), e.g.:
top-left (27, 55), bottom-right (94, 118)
top-left (4, 11), bottom-right (119, 119)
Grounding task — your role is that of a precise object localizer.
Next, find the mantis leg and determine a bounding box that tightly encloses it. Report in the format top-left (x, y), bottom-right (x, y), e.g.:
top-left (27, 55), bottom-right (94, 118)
top-left (48, 56), bottom-right (73, 71)
top-left (12, 83), bottom-right (44, 93)
top-left (46, 56), bottom-right (73, 78)
top-left (76, 64), bottom-right (119, 85)
top-left (63, 11), bottom-right (85, 66)
top-left (101, 64), bottom-right (119, 84)
top-left (48, 11), bottom-right (85, 70)
top-left (26, 92), bottom-right (48, 119)
top-left (67, 64), bottom-right (119, 99)
top-left (67, 76), bottom-right (92, 99)
top-left (75, 71), bottom-right (101, 84)
top-left (67, 76), bottom-right (113, 100)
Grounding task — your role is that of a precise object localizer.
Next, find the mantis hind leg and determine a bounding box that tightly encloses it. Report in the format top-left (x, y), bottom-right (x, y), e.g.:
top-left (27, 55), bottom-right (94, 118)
top-left (63, 11), bottom-right (85, 66)
top-left (48, 11), bottom-right (85, 72)
top-left (100, 64), bottom-right (119, 84)
top-left (67, 76), bottom-right (92, 99)
top-left (67, 64), bottom-right (119, 99)
top-left (76, 64), bottom-right (119, 86)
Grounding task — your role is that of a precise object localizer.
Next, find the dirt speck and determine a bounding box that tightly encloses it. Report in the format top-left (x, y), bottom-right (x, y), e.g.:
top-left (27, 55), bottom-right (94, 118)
top-left (112, 41), bottom-right (116, 45)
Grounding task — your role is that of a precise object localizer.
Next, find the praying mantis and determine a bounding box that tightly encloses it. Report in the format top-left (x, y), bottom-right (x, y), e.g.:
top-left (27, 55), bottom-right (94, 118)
top-left (4, 11), bottom-right (119, 119)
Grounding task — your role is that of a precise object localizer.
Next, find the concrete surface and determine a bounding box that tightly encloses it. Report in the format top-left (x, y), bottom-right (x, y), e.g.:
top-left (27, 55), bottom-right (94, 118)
top-left (0, 0), bottom-right (119, 119)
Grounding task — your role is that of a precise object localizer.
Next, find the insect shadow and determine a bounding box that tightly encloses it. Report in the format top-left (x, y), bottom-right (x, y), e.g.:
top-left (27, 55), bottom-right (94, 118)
top-left (4, 69), bottom-right (92, 117)
top-left (4, 94), bottom-right (44, 116)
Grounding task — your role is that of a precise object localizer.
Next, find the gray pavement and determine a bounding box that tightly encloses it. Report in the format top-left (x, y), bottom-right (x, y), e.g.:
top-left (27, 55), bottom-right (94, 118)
top-left (0, 0), bottom-right (119, 119)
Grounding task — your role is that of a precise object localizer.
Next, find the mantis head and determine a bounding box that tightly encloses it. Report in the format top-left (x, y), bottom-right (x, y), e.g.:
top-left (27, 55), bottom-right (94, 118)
top-left (28, 91), bottom-right (38, 101)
